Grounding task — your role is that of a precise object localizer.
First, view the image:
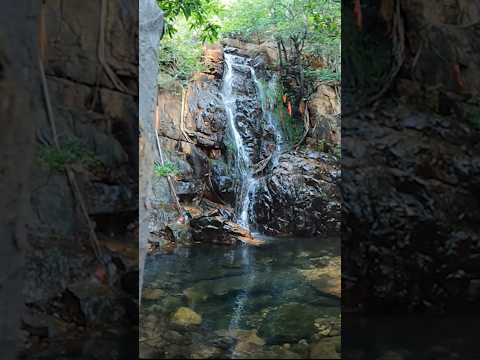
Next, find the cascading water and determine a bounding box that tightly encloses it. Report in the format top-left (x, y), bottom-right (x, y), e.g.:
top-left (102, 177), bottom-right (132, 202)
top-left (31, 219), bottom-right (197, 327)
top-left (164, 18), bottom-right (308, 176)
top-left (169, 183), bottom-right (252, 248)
top-left (220, 52), bottom-right (286, 339)
top-left (220, 53), bottom-right (255, 229)
top-left (220, 53), bottom-right (284, 230)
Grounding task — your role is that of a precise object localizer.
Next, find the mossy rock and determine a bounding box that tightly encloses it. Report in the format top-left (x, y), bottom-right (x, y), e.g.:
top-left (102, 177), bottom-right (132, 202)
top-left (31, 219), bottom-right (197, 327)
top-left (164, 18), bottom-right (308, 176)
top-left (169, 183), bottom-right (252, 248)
top-left (258, 303), bottom-right (319, 344)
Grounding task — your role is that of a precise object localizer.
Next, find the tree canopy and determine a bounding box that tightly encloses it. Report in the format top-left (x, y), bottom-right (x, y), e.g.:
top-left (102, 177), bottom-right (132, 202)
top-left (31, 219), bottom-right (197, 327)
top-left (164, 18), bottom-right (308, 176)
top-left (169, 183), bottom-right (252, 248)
top-left (157, 0), bottom-right (223, 42)
top-left (157, 0), bottom-right (341, 94)
top-left (222, 0), bottom-right (340, 79)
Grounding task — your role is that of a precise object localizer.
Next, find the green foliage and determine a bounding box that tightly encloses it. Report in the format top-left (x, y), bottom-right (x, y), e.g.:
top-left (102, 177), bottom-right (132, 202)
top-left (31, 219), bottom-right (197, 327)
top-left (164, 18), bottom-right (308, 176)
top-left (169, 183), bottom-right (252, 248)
top-left (270, 83), bottom-right (302, 144)
top-left (158, 20), bottom-right (205, 85)
top-left (157, 0), bottom-right (222, 43)
top-left (280, 111), bottom-right (303, 145)
top-left (154, 161), bottom-right (179, 177)
top-left (157, 0), bottom-right (224, 84)
top-left (38, 139), bottom-right (102, 172)
top-left (306, 68), bottom-right (340, 84)
top-left (221, 0), bottom-right (340, 81)
top-left (220, 0), bottom-right (270, 41)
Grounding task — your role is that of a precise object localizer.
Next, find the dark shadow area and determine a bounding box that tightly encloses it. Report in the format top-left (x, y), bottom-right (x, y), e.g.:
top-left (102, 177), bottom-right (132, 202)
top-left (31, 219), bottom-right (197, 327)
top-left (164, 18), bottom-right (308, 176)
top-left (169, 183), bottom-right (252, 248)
top-left (1, 1), bottom-right (139, 359)
top-left (342, 0), bottom-right (480, 358)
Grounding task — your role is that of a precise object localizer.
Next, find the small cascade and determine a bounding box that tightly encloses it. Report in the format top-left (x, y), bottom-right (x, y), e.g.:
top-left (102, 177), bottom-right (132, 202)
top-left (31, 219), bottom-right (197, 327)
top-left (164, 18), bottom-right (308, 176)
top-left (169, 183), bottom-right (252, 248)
top-left (221, 54), bottom-right (250, 172)
top-left (220, 52), bottom-right (284, 231)
top-left (251, 71), bottom-right (285, 167)
top-left (220, 53), bottom-right (255, 229)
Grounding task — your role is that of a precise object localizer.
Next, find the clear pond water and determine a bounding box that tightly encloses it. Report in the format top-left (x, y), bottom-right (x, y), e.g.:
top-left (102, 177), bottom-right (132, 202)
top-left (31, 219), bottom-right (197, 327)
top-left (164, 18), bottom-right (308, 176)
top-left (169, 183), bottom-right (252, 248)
top-left (140, 235), bottom-right (340, 358)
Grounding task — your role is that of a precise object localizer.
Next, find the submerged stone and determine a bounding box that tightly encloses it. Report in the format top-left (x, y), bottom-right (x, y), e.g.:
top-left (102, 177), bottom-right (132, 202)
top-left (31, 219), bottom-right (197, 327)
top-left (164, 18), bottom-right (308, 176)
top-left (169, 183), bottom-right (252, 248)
top-left (142, 288), bottom-right (164, 301)
top-left (309, 336), bottom-right (341, 359)
top-left (171, 307), bottom-right (202, 327)
top-left (258, 303), bottom-right (319, 344)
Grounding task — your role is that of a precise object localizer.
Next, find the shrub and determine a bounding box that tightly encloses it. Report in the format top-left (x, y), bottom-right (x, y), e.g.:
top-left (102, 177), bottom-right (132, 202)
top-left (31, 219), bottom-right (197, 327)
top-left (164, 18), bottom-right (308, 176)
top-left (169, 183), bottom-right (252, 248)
top-left (154, 161), bottom-right (179, 177)
top-left (38, 138), bottom-right (102, 172)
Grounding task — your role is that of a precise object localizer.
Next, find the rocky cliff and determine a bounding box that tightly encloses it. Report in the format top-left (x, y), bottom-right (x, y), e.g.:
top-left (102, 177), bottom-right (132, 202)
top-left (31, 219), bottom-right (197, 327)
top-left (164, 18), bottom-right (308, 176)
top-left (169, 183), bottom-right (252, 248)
top-left (20, 1), bottom-right (139, 358)
top-left (147, 39), bottom-right (341, 250)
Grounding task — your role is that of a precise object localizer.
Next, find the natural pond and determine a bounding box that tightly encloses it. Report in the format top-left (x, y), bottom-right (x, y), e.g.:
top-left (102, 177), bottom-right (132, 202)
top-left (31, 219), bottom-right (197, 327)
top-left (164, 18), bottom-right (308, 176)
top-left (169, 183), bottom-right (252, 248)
top-left (140, 235), bottom-right (341, 359)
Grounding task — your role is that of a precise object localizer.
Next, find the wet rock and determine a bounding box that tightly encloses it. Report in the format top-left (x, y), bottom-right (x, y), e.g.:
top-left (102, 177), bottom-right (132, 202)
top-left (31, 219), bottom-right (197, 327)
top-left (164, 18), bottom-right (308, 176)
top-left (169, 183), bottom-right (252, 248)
top-left (184, 273), bottom-right (270, 304)
top-left (258, 303), bottom-right (319, 344)
top-left (25, 237), bottom-right (94, 303)
top-left (140, 343), bottom-right (162, 359)
top-left (309, 336), bottom-right (341, 359)
top-left (343, 102), bottom-right (480, 311)
top-left (190, 210), bottom-right (264, 246)
top-left (67, 279), bottom-right (124, 324)
top-left (165, 223), bottom-right (192, 245)
top-left (185, 73), bottom-right (227, 150)
top-left (171, 307), bottom-right (202, 327)
top-left (22, 310), bottom-right (71, 339)
top-left (254, 151), bottom-right (340, 236)
top-left (191, 344), bottom-right (224, 359)
top-left (211, 159), bottom-right (236, 203)
top-left (175, 179), bottom-right (203, 201)
top-left (87, 183), bottom-right (134, 215)
top-left (142, 288), bottom-right (164, 301)
top-left (299, 256), bottom-right (341, 298)
top-left (222, 38), bottom-right (278, 66)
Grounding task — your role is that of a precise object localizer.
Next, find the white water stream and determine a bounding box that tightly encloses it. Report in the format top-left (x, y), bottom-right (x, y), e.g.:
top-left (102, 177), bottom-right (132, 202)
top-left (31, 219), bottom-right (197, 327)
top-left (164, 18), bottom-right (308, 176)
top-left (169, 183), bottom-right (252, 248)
top-left (220, 53), bottom-right (284, 230)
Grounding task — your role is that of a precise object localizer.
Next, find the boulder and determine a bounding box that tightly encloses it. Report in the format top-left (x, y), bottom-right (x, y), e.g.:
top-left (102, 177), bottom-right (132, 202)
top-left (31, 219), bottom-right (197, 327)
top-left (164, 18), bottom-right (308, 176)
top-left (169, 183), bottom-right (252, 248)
top-left (171, 307), bottom-right (202, 327)
top-left (253, 151), bottom-right (341, 236)
top-left (190, 210), bottom-right (264, 246)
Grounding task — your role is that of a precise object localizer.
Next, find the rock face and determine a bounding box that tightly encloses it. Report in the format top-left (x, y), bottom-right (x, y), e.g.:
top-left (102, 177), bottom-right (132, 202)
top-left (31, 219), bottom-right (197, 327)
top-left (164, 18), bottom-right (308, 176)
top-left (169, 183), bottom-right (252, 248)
top-left (185, 73), bottom-right (227, 150)
top-left (140, 0), bottom-right (164, 301)
top-left (31, 0), bottom-right (139, 237)
top-left (254, 151), bottom-right (341, 236)
top-left (222, 38), bottom-right (279, 67)
top-left (342, 101), bottom-right (480, 311)
top-left (307, 85), bottom-right (340, 149)
top-left (0, 3), bottom-right (38, 357)
top-left (400, 1), bottom-right (480, 97)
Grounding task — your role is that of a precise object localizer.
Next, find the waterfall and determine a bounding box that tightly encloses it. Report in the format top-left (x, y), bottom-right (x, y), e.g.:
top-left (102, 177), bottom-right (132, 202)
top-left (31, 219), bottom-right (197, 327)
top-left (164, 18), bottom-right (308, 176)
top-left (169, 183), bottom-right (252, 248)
top-left (221, 52), bottom-right (284, 230)
top-left (220, 50), bottom-right (286, 340)
top-left (221, 54), bottom-right (249, 172)
top-left (221, 53), bottom-right (255, 229)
